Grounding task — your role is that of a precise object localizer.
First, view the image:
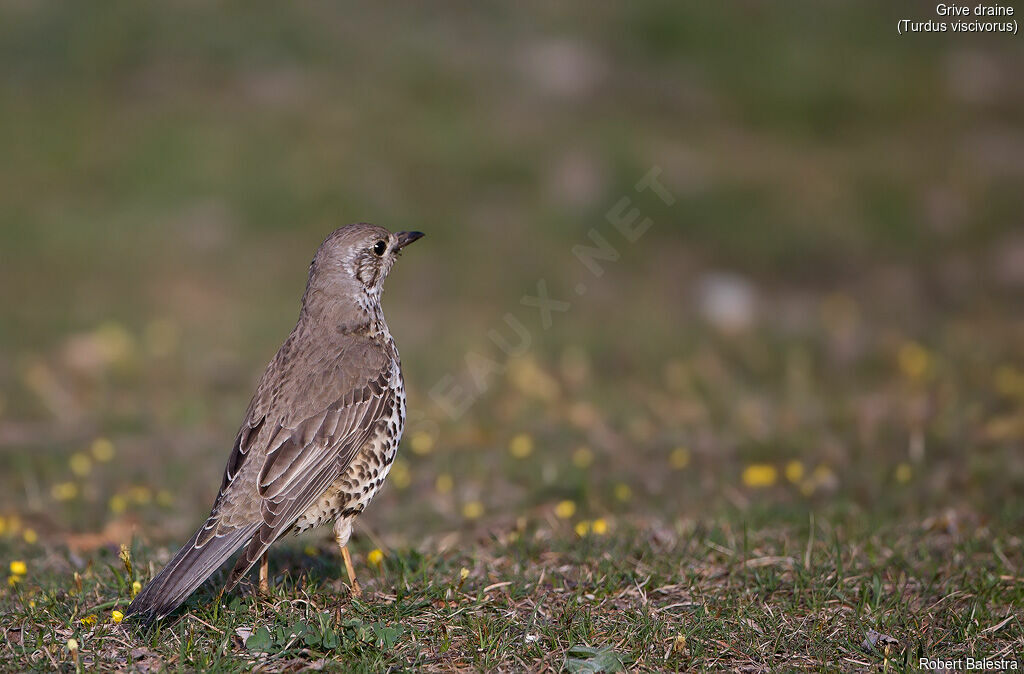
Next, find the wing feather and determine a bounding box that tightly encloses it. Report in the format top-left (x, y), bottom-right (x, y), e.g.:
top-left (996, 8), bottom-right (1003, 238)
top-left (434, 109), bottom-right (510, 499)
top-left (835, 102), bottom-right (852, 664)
top-left (218, 345), bottom-right (393, 592)
top-left (129, 333), bottom-right (397, 620)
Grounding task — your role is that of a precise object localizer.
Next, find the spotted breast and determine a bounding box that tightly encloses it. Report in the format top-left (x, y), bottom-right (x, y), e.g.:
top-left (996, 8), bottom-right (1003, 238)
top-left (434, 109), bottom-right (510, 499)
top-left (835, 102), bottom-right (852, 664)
top-left (291, 343), bottom-right (407, 545)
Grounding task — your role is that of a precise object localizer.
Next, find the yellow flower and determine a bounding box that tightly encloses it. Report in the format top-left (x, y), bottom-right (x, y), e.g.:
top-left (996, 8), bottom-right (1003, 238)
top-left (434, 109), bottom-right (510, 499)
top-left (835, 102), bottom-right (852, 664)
top-left (572, 446), bottom-right (594, 469)
top-left (69, 453), bottom-right (92, 477)
top-left (898, 341), bottom-right (930, 380)
top-left (669, 447), bottom-right (691, 470)
top-left (613, 483), bottom-right (632, 502)
top-left (10, 560), bottom-right (27, 576)
top-left (554, 500), bottom-right (576, 519)
top-left (435, 473), bottom-right (453, 494)
top-left (508, 433), bottom-right (534, 459)
top-left (66, 638), bottom-right (79, 651)
top-left (390, 460), bottom-right (411, 489)
top-left (460, 567), bottom-right (470, 580)
top-left (367, 549), bottom-right (384, 566)
top-left (7, 575), bottom-right (20, 586)
top-left (895, 463), bottom-right (912, 484)
top-left (131, 581), bottom-right (142, 597)
top-left (111, 610), bottom-right (124, 624)
top-left (90, 437), bottom-right (115, 463)
top-left (51, 482), bottom-right (79, 502)
top-left (95, 321), bottom-right (135, 363)
top-left (109, 494), bottom-right (128, 514)
top-left (800, 464), bottom-right (837, 496)
top-left (22, 528), bottom-right (37, 544)
top-left (591, 518), bottom-right (608, 535)
top-left (410, 431), bottom-right (435, 455)
top-left (81, 614), bottom-right (98, 626)
top-left (462, 501), bottom-right (484, 520)
top-left (785, 461), bottom-right (805, 484)
top-left (574, 520), bottom-right (591, 537)
top-left (742, 464), bottom-right (778, 488)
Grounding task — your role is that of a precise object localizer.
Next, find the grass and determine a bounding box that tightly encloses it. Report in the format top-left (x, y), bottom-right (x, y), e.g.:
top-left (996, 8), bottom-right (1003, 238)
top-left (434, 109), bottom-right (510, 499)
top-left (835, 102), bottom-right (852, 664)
top-left (2, 2), bottom-right (1024, 672)
top-left (3, 515), bottom-right (1021, 671)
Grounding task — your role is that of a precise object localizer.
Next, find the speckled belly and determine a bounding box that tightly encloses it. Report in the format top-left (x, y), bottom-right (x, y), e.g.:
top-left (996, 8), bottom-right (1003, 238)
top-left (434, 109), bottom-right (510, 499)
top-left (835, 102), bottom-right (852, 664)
top-left (292, 381), bottom-right (405, 532)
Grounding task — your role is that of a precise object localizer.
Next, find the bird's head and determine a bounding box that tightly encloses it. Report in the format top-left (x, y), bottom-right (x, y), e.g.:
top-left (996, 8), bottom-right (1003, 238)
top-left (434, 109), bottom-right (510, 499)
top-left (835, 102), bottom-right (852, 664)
top-left (305, 223), bottom-right (424, 306)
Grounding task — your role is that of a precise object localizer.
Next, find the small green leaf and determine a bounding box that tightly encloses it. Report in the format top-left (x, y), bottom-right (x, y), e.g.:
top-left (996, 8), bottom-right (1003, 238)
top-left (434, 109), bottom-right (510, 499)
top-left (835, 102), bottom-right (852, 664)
top-left (290, 621), bottom-right (309, 640)
top-left (565, 644), bottom-right (626, 673)
top-left (245, 626), bottom-right (273, 653)
top-left (355, 622), bottom-right (373, 642)
top-left (374, 623), bottom-right (404, 649)
top-left (303, 627), bottom-right (322, 647)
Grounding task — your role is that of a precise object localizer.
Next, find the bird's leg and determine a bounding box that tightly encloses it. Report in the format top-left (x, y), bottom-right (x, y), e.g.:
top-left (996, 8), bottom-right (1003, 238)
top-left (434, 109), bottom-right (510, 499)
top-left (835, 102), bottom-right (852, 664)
top-left (340, 545), bottom-right (362, 598)
top-left (334, 518), bottom-right (362, 598)
top-left (258, 551), bottom-right (270, 595)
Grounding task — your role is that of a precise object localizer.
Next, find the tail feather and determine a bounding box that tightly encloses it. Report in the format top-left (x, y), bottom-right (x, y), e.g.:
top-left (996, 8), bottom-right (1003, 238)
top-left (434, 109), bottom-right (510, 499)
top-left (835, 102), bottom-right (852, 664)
top-left (126, 523), bottom-right (257, 623)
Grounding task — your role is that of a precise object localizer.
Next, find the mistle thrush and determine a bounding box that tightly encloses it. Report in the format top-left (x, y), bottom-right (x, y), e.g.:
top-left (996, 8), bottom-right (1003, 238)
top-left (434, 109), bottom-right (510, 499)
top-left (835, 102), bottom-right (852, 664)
top-left (127, 223), bottom-right (424, 623)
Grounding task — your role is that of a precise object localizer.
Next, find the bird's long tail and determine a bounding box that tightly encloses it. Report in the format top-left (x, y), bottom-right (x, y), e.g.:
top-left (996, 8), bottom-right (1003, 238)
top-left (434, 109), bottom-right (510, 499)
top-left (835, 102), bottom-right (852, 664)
top-left (126, 520), bottom-right (257, 624)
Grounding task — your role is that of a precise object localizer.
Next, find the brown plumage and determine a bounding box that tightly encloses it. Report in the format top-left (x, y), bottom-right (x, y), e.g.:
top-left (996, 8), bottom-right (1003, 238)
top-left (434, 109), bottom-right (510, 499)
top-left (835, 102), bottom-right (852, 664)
top-left (127, 224), bottom-right (424, 623)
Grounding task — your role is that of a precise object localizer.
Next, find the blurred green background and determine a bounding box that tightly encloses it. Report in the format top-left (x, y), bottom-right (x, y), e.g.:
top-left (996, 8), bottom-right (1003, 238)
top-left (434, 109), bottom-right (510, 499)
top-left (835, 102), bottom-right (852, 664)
top-left (0, 2), bottom-right (1022, 550)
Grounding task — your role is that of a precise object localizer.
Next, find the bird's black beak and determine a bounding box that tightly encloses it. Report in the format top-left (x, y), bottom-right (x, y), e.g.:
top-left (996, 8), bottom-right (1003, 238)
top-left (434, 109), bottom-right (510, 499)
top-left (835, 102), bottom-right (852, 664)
top-left (395, 231), bottom-right (425, 249)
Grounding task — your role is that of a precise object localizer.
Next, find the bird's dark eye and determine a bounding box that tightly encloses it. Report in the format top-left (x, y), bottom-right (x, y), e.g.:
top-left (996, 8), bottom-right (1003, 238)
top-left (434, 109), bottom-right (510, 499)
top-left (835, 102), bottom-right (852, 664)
top-left (373, 240), bottom-right (387, 256)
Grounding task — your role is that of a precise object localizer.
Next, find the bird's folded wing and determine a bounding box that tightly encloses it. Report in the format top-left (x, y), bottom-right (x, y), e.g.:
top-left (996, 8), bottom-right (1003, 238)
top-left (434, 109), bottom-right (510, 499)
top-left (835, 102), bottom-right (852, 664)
top-left (216, 338), bottom-right (396, 589)
top-left (257, 364), bottom-right (393, 526)
top-left (212, 335), bottom-right (390, 508)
